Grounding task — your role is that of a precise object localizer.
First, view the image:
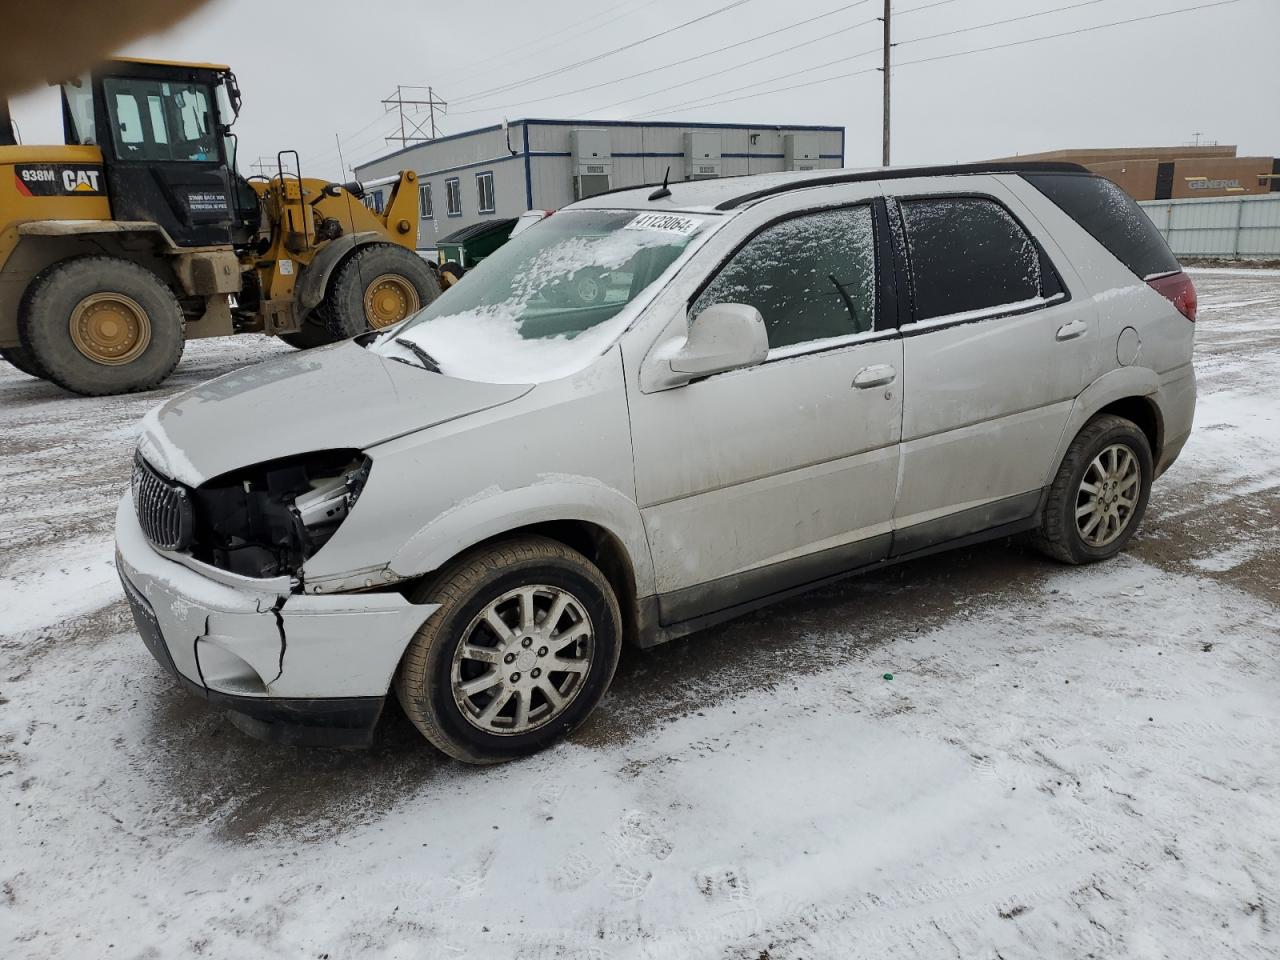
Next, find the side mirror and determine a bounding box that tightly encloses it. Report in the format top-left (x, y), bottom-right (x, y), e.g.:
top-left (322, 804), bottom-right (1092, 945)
top-left (664, 302), bottom-right (768, 384)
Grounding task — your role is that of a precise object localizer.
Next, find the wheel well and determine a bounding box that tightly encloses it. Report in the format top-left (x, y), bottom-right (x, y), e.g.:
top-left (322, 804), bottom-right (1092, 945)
top-left (1095, 396), bottom-right (1163, 460)
top-left (458, 521), bottom-right (641, 648)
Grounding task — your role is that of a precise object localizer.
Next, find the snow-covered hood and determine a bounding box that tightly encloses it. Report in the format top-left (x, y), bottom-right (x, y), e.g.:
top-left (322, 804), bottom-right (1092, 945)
top-left (137, 340), bottom-right (532, 486)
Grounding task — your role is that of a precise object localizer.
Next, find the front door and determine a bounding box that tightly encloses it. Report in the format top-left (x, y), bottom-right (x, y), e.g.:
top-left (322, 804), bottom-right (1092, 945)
top-left (629, 197), bottom-right (903, 625)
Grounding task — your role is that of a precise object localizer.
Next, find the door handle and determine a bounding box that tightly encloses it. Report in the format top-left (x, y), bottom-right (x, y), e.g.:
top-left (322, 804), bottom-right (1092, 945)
top-left (1056, 319), bottom-right (1087, 341)
top-left (853, 364), bottom-right (897, 389)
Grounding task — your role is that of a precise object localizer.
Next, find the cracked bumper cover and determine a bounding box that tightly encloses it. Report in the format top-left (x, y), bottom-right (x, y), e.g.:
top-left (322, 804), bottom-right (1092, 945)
top-left (114, 493), bottom-right (439, 746)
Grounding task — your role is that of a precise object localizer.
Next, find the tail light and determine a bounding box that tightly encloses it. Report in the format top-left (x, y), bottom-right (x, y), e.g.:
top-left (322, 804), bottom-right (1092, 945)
top-left (1146, 271), bottom-right (1197, 322)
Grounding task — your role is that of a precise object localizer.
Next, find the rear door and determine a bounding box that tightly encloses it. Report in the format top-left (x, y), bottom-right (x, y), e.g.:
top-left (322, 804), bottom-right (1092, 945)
top-left (889, 177), bottom-right (1100, 553)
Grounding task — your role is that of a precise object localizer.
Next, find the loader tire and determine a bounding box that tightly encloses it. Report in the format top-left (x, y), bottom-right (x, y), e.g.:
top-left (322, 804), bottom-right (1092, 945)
top-left (1, 346), bottom-right (47, 379)
top-left (277, 315), bottom-right (337, 349)
top-left (320, 244), bottom-right (440, 341)
top-left (19, 256), bottom-right (185, 396)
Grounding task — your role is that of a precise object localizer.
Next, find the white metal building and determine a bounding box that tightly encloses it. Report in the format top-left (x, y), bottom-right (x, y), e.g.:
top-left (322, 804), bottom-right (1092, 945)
top-left (353, 118), bottom-right (845, 252)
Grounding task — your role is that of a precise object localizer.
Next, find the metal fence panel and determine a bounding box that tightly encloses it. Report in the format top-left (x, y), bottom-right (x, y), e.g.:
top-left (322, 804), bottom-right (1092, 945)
top-left (1139, 195), bottom-right (1280, 259)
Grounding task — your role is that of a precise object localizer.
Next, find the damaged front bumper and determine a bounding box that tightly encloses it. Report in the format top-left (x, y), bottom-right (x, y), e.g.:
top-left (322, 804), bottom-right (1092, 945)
top-left (114, 493), bottom-right (438, 746)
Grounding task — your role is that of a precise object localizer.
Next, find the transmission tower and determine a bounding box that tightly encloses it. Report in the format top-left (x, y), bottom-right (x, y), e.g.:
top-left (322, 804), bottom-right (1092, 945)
top-left (382, 85), bottom-right (448, 147)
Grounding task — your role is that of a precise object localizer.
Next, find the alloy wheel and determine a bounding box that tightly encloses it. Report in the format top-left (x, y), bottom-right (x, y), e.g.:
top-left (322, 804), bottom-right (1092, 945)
top-left (451, 585), bottom-right (594, 735)
top-left (1075, 443), bottom-right (1141, 547)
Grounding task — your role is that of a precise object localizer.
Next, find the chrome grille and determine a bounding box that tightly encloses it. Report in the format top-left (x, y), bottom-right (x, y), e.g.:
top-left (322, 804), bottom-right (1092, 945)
top-left (132, 453), bottom-right (194, 551)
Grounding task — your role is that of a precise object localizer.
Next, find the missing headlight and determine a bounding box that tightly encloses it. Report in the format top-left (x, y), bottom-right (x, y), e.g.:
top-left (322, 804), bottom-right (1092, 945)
top-left (189, 450), bottom-right (372, 579)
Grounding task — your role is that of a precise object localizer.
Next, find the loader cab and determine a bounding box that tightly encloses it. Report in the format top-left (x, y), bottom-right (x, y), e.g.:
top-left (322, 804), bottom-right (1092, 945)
top-left (59, 58), bottom-right (241, 247)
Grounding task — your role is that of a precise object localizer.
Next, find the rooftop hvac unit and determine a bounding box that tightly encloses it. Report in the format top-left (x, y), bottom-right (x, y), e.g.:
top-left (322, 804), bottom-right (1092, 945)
top-left (683, 132), bottom-right (722, 180)
top-left (571, 128), bottom-right (613, 199)
top-left (785, 133), bottom-right (821, 172)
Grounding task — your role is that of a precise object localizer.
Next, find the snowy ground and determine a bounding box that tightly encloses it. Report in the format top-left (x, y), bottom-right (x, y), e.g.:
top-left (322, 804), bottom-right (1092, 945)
top-left (2, 272), bottom-right (1279, 959)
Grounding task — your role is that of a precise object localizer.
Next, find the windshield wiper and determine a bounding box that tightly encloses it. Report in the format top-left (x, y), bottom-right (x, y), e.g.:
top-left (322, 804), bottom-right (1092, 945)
top-left (393, 337), bottom-right (441, 373)
top-left (827, 273), bottom-right (862, 332)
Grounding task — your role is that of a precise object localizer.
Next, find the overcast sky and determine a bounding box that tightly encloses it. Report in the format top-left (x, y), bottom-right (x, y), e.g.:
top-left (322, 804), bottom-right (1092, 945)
top-left (9, 0), bottom-right (1277, 177)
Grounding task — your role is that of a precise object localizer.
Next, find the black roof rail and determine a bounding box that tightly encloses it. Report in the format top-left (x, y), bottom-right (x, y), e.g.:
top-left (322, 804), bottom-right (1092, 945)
top-left (715, 161), bottom-right (1090, 211)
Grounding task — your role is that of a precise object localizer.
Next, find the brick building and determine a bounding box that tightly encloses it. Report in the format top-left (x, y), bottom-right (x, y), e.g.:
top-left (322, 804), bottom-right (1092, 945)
top-left (998, 145), bottom-right (1280, 200)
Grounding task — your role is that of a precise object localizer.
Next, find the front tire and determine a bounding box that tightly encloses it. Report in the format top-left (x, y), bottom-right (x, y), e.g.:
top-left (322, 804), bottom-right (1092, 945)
top-left (1032, 414), bottom-right (1153, 564)
top-left (277, 315), bottom-right (336, 349)
top-left (395, 536), bottom-right (623, 764)
top-left (320, 244), bottom-right (441, 341)
top-left (18, 256), bottom-right (184, 396)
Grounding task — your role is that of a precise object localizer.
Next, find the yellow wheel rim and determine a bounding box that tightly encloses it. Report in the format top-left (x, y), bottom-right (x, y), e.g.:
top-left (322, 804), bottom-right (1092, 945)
top-left (69, 293), bottom-right (151, 365)
top-left (363, 273), bottom-right (420, 329)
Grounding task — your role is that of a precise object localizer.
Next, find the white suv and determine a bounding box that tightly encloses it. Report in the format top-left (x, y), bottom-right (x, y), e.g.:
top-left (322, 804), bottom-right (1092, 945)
top-left (116, 162), bottom-right (1197, 762)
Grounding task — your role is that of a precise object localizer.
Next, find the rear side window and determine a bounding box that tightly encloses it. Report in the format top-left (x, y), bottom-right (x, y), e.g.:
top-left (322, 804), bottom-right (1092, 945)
top-left (900, 197), bottom-right (1041, 321)
top-left (692, 205), bottom-right (877, 350)
top-left (1023, 173), bottom-right (1179, 279)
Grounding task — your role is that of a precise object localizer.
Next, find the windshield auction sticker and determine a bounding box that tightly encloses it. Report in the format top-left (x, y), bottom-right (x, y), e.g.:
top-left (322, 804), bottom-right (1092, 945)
top-left (623, 213), bottom-right (703, 236)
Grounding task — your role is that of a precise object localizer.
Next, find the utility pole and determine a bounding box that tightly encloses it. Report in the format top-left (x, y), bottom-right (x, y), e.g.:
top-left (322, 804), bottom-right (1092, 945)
top-left (880, 0), bottom-right (891, 167)
top-left (381, 85), bottom-right (448, 148)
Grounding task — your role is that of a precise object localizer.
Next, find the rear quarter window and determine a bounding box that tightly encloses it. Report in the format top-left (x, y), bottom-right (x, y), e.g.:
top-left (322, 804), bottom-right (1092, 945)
top-left (1023, 173), bottom-right (1180, 280)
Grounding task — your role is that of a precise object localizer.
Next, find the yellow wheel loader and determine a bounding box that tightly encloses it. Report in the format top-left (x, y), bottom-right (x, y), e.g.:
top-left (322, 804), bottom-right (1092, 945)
top-left (0, 57), bottom-right (438, 395)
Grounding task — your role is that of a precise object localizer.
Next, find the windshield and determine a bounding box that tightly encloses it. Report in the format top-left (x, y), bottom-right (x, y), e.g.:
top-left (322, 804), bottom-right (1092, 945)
top-left (102, 76), bottom-right (217, 162)
top-left (374, 209), bottom-right (712, 383)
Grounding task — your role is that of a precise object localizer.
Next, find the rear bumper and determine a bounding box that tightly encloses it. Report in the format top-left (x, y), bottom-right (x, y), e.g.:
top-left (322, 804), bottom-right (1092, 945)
top-left (114, 492), bottom-right (438, 747)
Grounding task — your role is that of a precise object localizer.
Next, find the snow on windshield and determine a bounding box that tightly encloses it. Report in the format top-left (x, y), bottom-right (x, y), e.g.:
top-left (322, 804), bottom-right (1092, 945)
top-left (376, 211), bottom-right (708, 384)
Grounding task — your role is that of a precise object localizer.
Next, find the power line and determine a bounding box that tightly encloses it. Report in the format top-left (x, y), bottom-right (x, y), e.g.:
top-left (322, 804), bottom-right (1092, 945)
top-left (591, 0), bottom-right (956, 120)
top-left (450, 0), bottom-right (635, 76)
top-left (451, 0), bottom-right (876, 117)
top-left (628, 45), bottom-right (881, 118)
top-left (310, 0), bottom-right (962, 166)
top-left (625, 0), bottom-right (1126, 120)
top-left (631, 64), bottom-right (881, 119)
top-left (897, 0), bottom-right (1113, 45)
top-left (631, 0), bottom-right (1246, 119)
top-left (450, 0), bottom-right (758, 105)
top-left (587, 19), bottom-right (879, 116)
top-left (898, 0), bottom-right (1244, 67)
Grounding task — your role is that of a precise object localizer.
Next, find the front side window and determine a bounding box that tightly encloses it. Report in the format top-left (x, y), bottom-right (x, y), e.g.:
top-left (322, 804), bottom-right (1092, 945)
top-left (446, 177), bottom-right (462, 216)
top-left (419, 182), bottom-right (432, 219)
top-left (102, 77), bottom-right (216, 162)
top-left (476, 171), bottom-right (495, 214)
top-left (692, 205), bottom-right (877, 351)
top-left (899, 197), bottom-right (1042, 322)
top-left (376, 209), bottom-right (713, 383)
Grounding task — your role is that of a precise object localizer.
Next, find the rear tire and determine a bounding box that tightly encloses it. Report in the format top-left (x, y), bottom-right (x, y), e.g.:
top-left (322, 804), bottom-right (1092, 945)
top-left (18, 256), bottom-right (184, 396)
top-left (320, 244), bottom-right (440, 341)
top-left (1032, 414), bottom-right (1153, 565)
top-left (439, 260), bottom-right (464, 288)
top-left (394, 536), bottom-right (623, 764)
top-left (1, 345), bottom-right (46, 379)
